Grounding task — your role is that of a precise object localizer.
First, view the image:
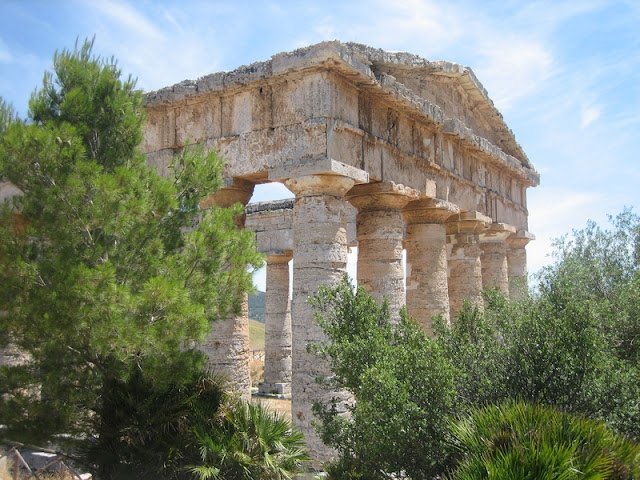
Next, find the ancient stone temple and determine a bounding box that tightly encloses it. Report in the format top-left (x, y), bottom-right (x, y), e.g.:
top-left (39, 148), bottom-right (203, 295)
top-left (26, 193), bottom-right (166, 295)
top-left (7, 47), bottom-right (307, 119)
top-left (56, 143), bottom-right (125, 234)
top-left (142, 41), bottom-right (539, 462)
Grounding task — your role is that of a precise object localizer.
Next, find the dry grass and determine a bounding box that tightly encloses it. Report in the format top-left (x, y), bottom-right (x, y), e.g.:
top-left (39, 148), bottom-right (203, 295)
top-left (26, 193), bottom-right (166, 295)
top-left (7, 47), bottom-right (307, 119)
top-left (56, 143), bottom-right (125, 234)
top-left (249, 318), bottom-right (265, 387)
top-left (250, 358), bottom-right (264, 387)
top-left (252, 397), bottom-right (292, 421)
top-left (249, 318), bottom-right (265, 350)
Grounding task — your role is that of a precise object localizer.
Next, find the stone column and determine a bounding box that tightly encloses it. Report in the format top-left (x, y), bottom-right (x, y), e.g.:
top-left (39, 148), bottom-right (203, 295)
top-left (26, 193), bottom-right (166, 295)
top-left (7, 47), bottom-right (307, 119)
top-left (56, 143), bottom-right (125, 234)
top-left (200, 178), bottom-right (255, 400)
top-left (270, 159), bottom-right (368, 464)
top-left (346, 182), bottom-right (420, 323)
top-left (0, 341), bottom-right (30, 367)
top-left (446, 211), bottom-right (491, 319)
top-left (480, 223), bottom-right (516, 296)
top-left (259, 251), bottom-right (293, 397)
top-left (403, 198), bottom-right (459, 333)
top-left (507, 230), bottom-right (535, 300)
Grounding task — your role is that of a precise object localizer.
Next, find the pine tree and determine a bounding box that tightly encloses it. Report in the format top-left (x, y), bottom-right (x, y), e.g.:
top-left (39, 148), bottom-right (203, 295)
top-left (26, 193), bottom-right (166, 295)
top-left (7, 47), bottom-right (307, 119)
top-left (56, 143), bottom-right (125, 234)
top-left (0, 38), bottom-right (263, 453)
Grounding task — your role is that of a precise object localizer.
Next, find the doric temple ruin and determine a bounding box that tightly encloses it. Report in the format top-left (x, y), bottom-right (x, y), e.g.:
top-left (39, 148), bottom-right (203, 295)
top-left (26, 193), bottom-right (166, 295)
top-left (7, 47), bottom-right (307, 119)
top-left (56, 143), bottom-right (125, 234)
top-left (142, 41), bottom-right (539, 461)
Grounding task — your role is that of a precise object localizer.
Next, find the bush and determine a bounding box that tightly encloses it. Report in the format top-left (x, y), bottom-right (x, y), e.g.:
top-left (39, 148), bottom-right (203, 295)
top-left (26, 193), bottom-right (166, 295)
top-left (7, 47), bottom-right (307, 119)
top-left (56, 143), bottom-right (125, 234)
top-left (311, 276), bottom-right (456, 479)
top-left (84, 360), bottom-right (226, 479)
top-left (189, 401), bottom-right (309, 480)
top-left (309, 211), bottom-right (640, 477)
top-left (448, 401), bottom-right (640, 480)
top-left (84, 362), bottom-right (308, 479)
top-left (434, 275), bottom-right (640, 441)
top-left (434, 290), bottom-right (604, 417)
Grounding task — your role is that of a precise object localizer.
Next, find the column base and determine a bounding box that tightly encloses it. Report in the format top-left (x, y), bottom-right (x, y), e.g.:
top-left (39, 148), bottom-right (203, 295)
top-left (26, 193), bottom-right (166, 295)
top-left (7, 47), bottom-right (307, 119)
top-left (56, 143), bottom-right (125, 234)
top-left (257, 382), bottom-right (292, 398)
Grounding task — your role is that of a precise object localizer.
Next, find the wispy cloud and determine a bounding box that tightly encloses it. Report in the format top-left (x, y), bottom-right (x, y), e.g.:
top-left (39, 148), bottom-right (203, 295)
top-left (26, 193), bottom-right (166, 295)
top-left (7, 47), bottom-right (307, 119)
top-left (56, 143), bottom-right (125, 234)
top-left (580, 106), bottom-right (600, 128)
top-left (474, 39), bottom-right (553, 111)
top-left (91, 0), bottom-right (164, 42)
top-left (526, 187), bottom-right (605, 273)
top-left (289, 0), bottom-right (555, 112)
top-left (0, 37), bottom-right (12, 63)
top-left (77, 0), bottom-right (226, 92)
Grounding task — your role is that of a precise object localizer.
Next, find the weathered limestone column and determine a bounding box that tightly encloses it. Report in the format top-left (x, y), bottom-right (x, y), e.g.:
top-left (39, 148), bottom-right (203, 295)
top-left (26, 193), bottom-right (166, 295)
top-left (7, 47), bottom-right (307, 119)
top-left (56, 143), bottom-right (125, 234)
top-left (200, 178), bottom-right (255, 400)
top-left (480, 223), bottom-right (517, 296)
top-left (446, 211), bottom-right (491, 319)
top-left (507, 230), bottom-right (535, 300)
top-left (346, 182), bottom-right (420, 322)
top-left (403, 198), bottom-right (459, 333)
top-left (270, 159), bottom-right (368, 464)
top-left (0, 341), bottom-right (30, 367)
top-left (258, 251), bottom-right (293, 397)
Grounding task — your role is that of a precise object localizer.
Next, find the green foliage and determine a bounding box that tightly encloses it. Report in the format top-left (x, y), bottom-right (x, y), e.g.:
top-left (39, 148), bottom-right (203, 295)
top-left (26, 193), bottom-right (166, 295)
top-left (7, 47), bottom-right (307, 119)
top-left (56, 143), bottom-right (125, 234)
top-left (433, 210), bottom-right (640, 441)
top-left (29, 37), bottom-right (144, 172)
top-left (0, 37), bottom-right (263, 473)
top-left (189, 401), bottom-right (310, 480)
top-left (86, 363), bottom-right (228, 479)
top-left (311, 211), bottom-right (640, 477)
top-left (0, 97), bottom-right (19, 138)
top-left (434, 292), bottom-right (604, 416)
top-left (80, 364), bottom-right (308, 480)
top-left (540, 209), bottom-right (640, 365)
top-left (448, 401), bottom-right (640, 480)
top-left (310, 276), bottom-right (456, 479)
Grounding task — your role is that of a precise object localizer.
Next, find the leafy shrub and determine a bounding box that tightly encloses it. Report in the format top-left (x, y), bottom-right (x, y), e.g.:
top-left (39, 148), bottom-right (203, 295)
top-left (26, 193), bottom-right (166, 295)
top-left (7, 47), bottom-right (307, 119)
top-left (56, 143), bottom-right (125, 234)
top-left (448, 401), bottom-right (640, 480)
top-left (85, 361), bottom-right (308, 479)
top-left (85, 360), bottom-right (226, 479)
top-left (189, 401), bottom-right (309, 480)
top-left (311, 276), bottom-right (456, 479)
top-left (434, 280), bottom-right (640, 441)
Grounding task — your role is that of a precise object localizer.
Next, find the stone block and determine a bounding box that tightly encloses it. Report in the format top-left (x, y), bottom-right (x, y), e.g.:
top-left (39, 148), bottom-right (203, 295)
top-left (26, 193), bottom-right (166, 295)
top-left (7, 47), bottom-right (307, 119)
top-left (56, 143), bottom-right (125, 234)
top-left (327, 121), bottom-right (363, 168)
top-left (258, 382), bottom-right (291, 397)
top-left (145, 149), bottom-right (175, 178)
top-left (269, 157), bottom-right (368, 185)
top-left (175, 99), bottom-right (222, 145)
top-left (222, 91), bottom-right (253, 136)
top-left (271, 73), bottom-right (331, 128)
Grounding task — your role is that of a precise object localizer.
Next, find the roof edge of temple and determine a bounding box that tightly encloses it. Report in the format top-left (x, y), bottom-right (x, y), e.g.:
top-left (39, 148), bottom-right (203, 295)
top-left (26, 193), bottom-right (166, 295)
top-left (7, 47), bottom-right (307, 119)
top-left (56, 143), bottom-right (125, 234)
top-left (143, 40), bottom-right (537, 180)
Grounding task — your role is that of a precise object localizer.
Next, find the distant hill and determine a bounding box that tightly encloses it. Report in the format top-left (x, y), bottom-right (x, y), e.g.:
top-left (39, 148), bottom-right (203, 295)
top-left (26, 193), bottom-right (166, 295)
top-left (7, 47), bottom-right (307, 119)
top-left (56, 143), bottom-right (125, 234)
top-left (248, 290), bottom-right (266, 323)
top-left (249, 318), bottom-right (265, 350)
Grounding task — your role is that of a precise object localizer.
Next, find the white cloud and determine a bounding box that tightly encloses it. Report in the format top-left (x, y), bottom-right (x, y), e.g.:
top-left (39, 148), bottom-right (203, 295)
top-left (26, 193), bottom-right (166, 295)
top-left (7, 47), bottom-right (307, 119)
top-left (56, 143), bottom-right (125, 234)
top-left (474, 39), bottom-right (553, 111)
top-left (528, 185), bottom-right (606, 232)
top-left (78, 1), bottom-right (227, 93)
top-left (291, 0), bottom-right (554, 112)
top-left (91, 0), bottom-right (164, 42)
top-left (336, 0), bottom-right (467, 54)
top-left (526, 186), bottom-right (606, 273)
top-left (580, 106), bottom-right (600, 128)
top-left (0, 37), bottom-right (12, 63)
top-left (313, 19), bottom-right (339, 41)
top-left (161, 10), bottom-right (184, 35)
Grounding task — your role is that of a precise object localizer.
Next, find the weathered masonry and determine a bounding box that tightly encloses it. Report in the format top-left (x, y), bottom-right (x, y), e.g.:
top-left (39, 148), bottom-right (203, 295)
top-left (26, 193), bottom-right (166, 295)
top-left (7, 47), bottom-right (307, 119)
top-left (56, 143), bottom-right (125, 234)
top-left (142, 41), bottom-right (539, 462)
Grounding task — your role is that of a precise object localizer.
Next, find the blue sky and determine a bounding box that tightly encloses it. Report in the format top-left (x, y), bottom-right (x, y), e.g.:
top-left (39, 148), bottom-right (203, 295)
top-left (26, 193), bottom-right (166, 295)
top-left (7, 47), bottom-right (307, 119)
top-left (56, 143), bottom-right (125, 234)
top-left (1, 0), bottom-right (639, 288)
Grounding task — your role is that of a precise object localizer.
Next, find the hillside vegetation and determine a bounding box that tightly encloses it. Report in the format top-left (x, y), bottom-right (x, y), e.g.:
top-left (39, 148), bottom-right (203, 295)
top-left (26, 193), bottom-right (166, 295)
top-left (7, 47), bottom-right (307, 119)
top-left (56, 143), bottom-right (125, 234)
top-left (249, 318), bottom-right (265, 350)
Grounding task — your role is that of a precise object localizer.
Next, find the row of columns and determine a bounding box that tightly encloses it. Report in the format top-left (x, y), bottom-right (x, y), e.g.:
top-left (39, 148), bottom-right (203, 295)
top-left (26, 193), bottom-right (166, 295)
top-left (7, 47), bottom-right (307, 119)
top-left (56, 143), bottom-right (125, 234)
top-left (203, 161), bottom-right (533, 462)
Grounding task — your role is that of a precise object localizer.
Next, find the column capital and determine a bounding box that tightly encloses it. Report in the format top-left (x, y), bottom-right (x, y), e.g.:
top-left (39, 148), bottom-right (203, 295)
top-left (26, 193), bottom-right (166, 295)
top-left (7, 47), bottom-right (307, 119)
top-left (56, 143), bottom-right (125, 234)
top-left (200, 177), bottom-right (255, 209)
top-left (480, 223), bottom-right (517, 243)
top-left (265, 250), bottom-right (293, 263)
top-left (346, 181), bottom-right (420, 211)
top-left (446, 211), bottom-right (492, 234)
top-left (403, 198), bottom-right (460, 225)
top-left (507, 230), bottom-right (536, 248)
top-left (269, 158), bottom-right (368, 197)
